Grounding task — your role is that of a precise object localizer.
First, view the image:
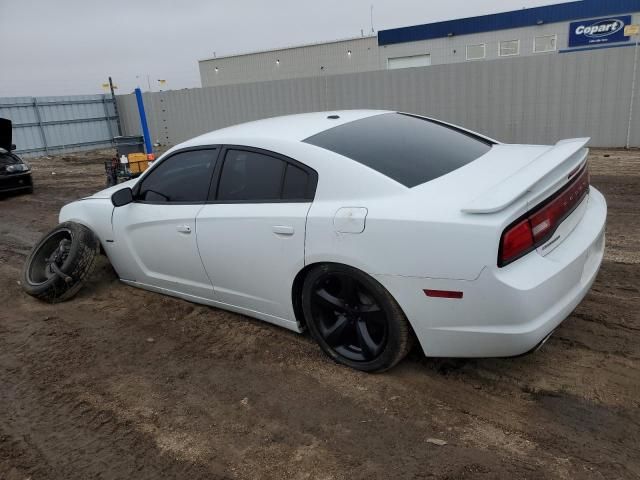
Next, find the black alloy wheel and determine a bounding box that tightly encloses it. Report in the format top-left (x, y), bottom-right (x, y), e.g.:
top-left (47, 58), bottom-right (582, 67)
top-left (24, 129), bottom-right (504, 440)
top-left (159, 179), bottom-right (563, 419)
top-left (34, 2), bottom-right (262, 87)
top-left (302, 264), bottom-right (412, 372)
top-left (311, 272), bottom-right (387, 361)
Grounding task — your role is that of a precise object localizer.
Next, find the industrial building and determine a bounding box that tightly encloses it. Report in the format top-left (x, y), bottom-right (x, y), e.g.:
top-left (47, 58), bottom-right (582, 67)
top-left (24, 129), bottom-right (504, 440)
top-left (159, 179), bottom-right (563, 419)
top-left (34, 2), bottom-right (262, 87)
top-left (199, 0), bottom-right (640, 88)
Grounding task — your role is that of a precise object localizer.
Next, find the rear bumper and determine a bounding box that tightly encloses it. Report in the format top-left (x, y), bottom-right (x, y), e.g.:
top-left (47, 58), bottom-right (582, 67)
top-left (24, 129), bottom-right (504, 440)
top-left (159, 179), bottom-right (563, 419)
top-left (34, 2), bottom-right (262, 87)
top-left (0, 172), bottom-right (33, 193)
top-left (375, 187), bottom-right (607, 358)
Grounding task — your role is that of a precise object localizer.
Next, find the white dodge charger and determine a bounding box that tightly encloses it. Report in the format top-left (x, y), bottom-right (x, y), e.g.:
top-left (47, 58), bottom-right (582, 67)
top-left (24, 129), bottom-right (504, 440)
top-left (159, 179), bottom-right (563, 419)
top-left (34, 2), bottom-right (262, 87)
top-left (22, 111), bottom-right (607, 372)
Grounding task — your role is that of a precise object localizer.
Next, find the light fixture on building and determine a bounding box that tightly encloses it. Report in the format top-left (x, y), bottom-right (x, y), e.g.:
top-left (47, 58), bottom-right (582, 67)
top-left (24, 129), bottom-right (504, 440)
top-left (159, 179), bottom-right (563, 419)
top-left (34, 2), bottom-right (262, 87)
top-left (537, 19), bottom-right (544, 25)
top-left (214, 67), bottom-right (219, 73)
top-left (276, 59), bottom-right (280, 65)
top-left (347, 50), bottom-right (352, 56)
top-left (447, 32), bottom-right (454, 37)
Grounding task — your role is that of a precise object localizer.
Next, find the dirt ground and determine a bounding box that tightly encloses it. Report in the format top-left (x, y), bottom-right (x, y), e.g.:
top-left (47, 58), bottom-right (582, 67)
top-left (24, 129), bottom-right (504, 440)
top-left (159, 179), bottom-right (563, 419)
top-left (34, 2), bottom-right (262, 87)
top-left (0, 148), bottom-right (639, 480)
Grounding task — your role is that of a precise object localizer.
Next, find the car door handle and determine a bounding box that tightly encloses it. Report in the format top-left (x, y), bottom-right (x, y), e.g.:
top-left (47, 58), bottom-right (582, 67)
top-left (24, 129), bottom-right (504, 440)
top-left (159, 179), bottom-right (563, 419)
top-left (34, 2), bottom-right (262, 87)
top-left (272, 225), bottom-right (295, 236)
top-left (176, 225), bottom-right (192, 234)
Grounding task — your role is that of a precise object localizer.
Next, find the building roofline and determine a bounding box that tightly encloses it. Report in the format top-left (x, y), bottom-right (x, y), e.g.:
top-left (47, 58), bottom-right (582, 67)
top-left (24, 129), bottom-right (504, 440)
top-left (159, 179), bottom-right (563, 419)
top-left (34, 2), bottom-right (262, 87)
top-left (378, 0), bottom-right (639, 46)
top-left (198, 34), bottom-right (376, 63)
top-left (198, 0), bottom-right (639, 64)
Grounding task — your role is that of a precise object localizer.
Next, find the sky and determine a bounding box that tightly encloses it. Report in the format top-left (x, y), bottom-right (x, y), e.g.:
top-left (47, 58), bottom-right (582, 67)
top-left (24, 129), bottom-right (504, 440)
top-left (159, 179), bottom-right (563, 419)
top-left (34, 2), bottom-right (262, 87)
top-left (0, 0), bottom-right (575, 97)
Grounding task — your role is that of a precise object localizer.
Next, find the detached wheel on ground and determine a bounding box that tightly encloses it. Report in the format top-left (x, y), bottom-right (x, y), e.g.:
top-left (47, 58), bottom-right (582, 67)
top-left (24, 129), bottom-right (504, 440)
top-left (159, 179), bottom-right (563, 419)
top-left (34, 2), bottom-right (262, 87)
top-left (302, 264), bottom-right (412, 372)
top-left (21, 221), bottom-right (100, 303)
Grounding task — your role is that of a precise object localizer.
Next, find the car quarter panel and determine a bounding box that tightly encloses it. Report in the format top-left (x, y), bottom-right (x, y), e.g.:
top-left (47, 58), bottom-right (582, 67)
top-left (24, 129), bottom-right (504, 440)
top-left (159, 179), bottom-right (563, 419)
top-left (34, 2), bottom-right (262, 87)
top-left (303, 139), bottom-right (596, 281)
top-left (305, 190), bottom-right (499, 281)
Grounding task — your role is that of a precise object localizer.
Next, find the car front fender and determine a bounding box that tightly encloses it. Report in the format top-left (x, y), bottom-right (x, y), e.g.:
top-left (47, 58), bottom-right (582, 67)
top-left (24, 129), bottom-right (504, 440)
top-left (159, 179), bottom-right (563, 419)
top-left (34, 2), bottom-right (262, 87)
top-left (59, 199), bottom-right (115, 246)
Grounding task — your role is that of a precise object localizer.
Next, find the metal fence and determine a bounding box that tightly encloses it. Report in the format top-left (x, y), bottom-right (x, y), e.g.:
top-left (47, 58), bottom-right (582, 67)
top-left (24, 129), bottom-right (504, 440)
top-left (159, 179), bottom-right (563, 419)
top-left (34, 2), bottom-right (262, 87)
top-left (117, 46), bottom-right (640, 148)
top-left (0, 94), bottom-right (119, 156)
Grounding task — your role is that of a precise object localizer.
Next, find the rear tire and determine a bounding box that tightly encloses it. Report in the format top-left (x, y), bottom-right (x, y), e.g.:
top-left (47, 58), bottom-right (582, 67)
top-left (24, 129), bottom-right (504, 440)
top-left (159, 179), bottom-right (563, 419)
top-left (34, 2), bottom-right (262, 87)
top-left (302, 264), bottom-right (412, 372)
top-left (21, 222), bottom-right (100, 303)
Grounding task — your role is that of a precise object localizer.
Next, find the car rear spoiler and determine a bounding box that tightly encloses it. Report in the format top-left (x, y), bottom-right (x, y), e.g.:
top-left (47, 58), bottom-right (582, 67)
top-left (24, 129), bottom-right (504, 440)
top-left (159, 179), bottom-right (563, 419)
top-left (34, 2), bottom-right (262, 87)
top-left (461, 138), bottom-right (590, 214)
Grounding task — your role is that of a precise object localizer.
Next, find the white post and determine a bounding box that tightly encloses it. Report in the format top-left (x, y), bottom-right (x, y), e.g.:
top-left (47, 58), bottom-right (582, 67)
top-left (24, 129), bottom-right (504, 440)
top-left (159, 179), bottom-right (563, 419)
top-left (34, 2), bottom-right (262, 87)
top-left (626, 35), bottom-right (639, 149)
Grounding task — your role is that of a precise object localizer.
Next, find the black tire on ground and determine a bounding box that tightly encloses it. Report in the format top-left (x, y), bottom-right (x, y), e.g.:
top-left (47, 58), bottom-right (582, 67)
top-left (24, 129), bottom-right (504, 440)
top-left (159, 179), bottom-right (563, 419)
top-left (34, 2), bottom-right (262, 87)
top-left (301, 263), bottom-right (413, 373)
top-left (21, 221), bottom-right (100, 303)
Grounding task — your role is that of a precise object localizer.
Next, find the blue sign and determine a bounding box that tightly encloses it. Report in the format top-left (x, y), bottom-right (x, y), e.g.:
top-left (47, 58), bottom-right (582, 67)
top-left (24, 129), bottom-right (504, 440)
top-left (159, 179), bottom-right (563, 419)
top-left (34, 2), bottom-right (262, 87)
top-left (569, 16), bottom-right (631, 47)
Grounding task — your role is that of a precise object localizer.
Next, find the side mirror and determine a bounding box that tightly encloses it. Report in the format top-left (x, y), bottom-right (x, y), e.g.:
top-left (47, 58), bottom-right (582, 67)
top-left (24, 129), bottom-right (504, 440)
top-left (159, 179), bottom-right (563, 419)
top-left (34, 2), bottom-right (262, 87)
top-left (10, 144), bottom-right (16, 151)
top-left (111, 187), bottom-right (133, 207)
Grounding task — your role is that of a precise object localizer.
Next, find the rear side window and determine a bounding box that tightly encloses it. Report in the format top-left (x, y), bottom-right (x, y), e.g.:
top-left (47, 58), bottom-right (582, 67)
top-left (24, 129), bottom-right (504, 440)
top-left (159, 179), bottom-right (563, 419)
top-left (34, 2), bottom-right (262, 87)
top-left (217, 149), bottom-right (285, 201)
top-left (304, 113), bottom-right (493, 188)
top-left (216, 149), bottom-right (316, 202)
top-left (138, 149), bottom-right (216, 202)
top-left (282, 164), bottom-right (309, 200)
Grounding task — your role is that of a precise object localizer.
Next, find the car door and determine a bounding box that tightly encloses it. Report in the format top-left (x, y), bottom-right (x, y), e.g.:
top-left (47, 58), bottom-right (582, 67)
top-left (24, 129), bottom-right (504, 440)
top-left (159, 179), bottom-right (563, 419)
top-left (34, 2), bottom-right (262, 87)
top-left (196, 146), bottom-right (317, 323)
top-left (111, 147), bottom-right (219, 299)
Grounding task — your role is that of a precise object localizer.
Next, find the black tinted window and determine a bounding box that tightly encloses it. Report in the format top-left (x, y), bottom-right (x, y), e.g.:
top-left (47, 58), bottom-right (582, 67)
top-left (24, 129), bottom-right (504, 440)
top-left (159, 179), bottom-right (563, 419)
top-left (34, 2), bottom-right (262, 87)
top-left (304, 113), bottom-right (493, 188)
top-left (217, 150), bottom-right (285, 201)
top-left (139, 149), bottom-right (216, 202)
top-left (282, 164), bottom-right (309, 200)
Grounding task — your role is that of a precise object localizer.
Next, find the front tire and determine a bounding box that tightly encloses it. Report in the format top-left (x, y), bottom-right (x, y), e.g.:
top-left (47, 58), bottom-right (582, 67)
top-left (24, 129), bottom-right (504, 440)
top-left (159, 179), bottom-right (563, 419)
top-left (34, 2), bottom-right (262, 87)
top-left (302, 264), bottom-right (412, 372)
top-left (21, 222), bottom-right (100, 303)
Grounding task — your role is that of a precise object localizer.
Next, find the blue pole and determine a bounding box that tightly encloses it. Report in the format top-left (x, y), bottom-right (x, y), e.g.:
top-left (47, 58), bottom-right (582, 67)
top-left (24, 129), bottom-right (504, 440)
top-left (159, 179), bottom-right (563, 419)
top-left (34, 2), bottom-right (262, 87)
top-left (134, 87), bottom-right (153, 159)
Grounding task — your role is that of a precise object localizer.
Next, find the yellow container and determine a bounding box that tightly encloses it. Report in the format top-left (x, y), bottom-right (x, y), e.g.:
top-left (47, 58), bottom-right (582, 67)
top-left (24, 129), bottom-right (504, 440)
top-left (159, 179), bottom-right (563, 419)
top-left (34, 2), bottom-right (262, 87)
top-left (127, 153), bottom-right (149, 174)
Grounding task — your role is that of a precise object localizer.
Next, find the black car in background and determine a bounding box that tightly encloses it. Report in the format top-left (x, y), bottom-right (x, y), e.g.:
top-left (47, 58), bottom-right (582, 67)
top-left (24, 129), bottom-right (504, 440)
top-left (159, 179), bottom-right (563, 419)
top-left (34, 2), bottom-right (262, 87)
top-left (0, 118), bottom-right (33, 195)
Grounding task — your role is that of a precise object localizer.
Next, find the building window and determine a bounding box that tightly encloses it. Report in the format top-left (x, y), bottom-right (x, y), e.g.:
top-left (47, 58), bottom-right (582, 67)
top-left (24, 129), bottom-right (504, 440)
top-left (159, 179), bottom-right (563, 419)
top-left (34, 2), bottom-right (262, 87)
top-left (534, 35), bottom-right (557, 53)
top-left (387, 54), bottom-right (431, 70)
top-left (499, 40), bottom-right (520, 57)
top-left (466, 44), bottom-right (486, 61)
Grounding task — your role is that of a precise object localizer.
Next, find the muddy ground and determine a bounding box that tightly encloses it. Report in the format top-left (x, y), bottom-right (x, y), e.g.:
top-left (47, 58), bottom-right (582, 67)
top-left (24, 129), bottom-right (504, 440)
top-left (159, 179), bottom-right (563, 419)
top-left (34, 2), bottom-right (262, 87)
top-left (0, 148), bottom-right (638, 479)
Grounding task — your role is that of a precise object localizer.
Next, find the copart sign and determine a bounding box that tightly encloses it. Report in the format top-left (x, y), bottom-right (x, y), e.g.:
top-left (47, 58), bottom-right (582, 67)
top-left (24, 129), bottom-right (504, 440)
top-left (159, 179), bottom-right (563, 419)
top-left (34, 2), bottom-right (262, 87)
top-left (569, 16), bottom-right (632, 47)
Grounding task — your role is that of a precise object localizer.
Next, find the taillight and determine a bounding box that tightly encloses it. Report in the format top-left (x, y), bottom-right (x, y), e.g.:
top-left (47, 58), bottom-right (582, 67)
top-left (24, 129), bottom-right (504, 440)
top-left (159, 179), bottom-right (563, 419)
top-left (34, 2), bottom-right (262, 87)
top-left (498, 164), bottom-right (590, 267)
top-left (501, 219), bottom-right (534, 265)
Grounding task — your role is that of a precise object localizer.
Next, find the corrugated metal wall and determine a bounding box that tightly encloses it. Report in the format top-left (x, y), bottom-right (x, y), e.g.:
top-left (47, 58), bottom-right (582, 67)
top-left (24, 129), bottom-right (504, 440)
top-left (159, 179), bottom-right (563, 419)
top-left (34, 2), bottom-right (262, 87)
top-left (119, 46), bottom-right (640, 148)
top-left (0, 94), bottom-right (119, 156)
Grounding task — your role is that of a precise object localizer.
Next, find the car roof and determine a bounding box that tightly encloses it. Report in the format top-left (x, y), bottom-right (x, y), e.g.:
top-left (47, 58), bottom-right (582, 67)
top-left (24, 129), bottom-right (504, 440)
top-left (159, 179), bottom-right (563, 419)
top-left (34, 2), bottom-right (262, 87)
top-left (181, 110), bottom-right (391, 146)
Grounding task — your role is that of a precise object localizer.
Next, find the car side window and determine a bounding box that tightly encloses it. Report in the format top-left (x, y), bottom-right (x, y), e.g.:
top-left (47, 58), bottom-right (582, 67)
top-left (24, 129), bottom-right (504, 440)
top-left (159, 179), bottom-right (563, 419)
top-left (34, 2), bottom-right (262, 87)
top-left (138, 149), bottom-right (217, 203)
top-left (282, 164), bottom-right (309, 200)
top-left (217, 149), bottom-right (287, 201)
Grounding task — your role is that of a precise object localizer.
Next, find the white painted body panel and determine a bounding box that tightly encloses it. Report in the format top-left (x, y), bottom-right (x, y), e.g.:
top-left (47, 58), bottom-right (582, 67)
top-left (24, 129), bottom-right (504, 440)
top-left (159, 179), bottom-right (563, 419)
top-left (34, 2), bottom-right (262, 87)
top-left (196, 202), bottom-right (310, 326)
top-left (58, 110), bottom-right (607, 358)
top-left (110, 203), bottom-right (213, 297)
top-left (59, 199), bottom-right (114, 242)
top-left (375, 189), bottom-right (606, 356)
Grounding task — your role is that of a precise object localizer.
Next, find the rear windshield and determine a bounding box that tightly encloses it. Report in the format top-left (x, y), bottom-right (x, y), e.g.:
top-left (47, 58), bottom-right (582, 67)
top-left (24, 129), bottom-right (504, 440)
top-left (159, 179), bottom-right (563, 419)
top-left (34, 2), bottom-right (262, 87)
top-left (303, 113), bottom-right (493, 188)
